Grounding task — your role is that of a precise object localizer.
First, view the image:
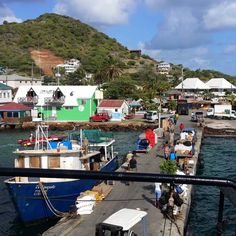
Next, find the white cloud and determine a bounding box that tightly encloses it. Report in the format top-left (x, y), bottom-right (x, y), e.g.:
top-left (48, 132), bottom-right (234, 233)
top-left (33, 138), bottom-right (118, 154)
top-left (53, 0), bottom-right (136, 26)
top-left (204, 1), bottom-right (236, 30)
top-left (0, 3), bottom-right (22, 24)
top-left (145, 9), bottom-right (210, 50)
top-left (142, 46), bottom-right (213, 71)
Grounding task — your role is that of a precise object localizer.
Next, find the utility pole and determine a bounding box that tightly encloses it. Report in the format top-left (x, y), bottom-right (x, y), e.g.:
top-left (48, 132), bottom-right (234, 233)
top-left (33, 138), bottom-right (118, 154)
top-left (5, 66), bottom-right (8, 86)
top-left (181, 66), bottom-right (184, 98)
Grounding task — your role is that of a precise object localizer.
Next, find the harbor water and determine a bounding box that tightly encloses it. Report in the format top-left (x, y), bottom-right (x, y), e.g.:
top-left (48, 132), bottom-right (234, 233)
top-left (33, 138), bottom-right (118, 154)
top-left (0, 129), bottom-right (140, 235)
top-left (188, 137), bottom-right (236, 236)
top-left (0, 131), bottom-right (235, 235)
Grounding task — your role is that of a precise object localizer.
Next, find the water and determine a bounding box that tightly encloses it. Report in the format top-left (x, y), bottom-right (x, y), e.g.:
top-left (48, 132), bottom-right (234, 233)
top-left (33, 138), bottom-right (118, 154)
top-left (0, 129), bottom-right (140, 235)
top-left (0, 131), bottom-right (235, 235)
top-left (188, 137), bottom-right (236, 236)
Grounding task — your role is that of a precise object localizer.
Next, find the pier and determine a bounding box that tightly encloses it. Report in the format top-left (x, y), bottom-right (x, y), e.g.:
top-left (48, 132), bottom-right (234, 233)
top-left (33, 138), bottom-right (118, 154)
top-left (42, 115), bottom-right (204, 236)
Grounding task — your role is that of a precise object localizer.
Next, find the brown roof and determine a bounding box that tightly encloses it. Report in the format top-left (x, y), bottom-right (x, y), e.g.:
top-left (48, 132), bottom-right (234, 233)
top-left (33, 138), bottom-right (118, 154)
top-left (98, 100), bottom-right (125, 108)
top-left (0, 102), bottom-right (31, 111)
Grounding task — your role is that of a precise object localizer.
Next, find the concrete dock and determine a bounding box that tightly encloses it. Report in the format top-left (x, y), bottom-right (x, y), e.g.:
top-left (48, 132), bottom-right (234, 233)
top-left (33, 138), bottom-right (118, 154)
top-left (43, 115), bottom-right (204, 236)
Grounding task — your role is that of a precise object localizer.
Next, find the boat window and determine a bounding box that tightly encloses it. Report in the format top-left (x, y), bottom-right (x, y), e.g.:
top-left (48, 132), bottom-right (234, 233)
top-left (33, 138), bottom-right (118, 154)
top-left (49, 156), bottom-right (60, 168)
top-left (17, 156), bottom-right (24, 168)
top-left (30, 156), bottom-right (41, 168)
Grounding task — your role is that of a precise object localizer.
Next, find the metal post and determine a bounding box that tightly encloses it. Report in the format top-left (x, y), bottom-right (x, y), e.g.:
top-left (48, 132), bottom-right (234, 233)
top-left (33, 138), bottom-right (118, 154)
top-left (216, 190), bottom-right (224, 236)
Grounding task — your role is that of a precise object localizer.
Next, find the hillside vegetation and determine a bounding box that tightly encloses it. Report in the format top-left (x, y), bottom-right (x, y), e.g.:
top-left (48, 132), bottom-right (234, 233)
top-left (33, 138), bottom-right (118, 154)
top-left (0, 13), bottom-right (235, 91)
top-left (0, 13), bottom-right (155, 76)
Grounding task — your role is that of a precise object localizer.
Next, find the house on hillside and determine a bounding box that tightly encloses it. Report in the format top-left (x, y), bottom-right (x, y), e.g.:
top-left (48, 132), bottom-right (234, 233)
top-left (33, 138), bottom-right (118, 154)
top-left (129, 50), bottom-right (142, 57)
top-left (56, 59), bottom-right (81, 74)
top-left (205, 78), bottom-right (235, 96)
top-left (14, 86), bottom-right (102, 122)
top-left (97, 100), bottom-right (129, 121)
top-left (0, 83), bottom-right (13, 104)
top-left (156, 62), bottom-right (171, 75)
top-left (0, 74), bottom-right (41, 89)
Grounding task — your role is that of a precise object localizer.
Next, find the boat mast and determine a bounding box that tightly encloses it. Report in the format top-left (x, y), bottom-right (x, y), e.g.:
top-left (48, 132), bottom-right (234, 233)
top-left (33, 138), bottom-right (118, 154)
top-left (34, 124), bottom-right (52, 150)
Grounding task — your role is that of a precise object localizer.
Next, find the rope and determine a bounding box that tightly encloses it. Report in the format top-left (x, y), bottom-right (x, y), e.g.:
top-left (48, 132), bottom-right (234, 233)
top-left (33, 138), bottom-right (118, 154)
top-left (38, 182), bottom-right (69, 218)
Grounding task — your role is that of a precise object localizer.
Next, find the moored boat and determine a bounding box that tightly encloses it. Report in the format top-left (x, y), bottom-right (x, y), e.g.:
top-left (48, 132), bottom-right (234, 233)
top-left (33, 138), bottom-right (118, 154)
top-left (5, 125), bottom-right (118, 224)
top-left (17, 134), bottom-right (66, 147)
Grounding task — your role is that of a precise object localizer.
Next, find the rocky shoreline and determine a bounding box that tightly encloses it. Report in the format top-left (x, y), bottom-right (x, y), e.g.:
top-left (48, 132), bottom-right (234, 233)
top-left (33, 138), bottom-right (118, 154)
top-left (203, 126), bottom-right (236, 137)
top-left (19, 121), bottom-right (159, 131)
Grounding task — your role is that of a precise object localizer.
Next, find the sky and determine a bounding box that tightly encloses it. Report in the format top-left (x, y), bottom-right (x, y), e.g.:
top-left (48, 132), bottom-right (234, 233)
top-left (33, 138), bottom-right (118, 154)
top-left (0, 0), bottom-right (236, 76)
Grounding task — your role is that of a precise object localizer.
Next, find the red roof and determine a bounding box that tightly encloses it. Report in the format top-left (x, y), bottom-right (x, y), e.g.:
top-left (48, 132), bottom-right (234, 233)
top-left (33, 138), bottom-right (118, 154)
top-left (98, 100), bottom-right (125, 108)
top-left (0, 102), bottom-right (31, 111)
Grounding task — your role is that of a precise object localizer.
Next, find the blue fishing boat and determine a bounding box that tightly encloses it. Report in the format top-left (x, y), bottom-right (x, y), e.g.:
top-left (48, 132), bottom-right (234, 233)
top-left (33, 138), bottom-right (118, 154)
top-left (5, 125), bottom-right (118, 224)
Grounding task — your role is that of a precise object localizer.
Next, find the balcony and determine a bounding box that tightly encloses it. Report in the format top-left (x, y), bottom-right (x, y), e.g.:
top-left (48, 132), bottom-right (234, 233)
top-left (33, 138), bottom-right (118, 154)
top-left (18, 96), bottom-right (38, 105)
top-left (44, 96), bottom-right (65, 106)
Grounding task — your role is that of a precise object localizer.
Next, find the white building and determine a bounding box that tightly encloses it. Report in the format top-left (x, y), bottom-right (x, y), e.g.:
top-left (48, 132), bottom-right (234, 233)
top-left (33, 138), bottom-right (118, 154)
top-left (205, 78), bottom-right (235, 96)
top-left (157, 62), bottom-right (171, 75)
top-left (175, 78), bottom-right (210, 91)
top-left (0, 74), bottom-right (42, 89)
top-left (56, 59), bottom-right (81, 74)
top-left (97, 100), bottom-right (129, 121)
top-left (0, 83), bottom-right (12, 104)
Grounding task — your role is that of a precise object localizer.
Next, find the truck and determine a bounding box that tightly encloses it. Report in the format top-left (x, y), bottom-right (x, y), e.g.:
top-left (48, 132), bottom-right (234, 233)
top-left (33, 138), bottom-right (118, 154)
top-left (145, 110), bottom-right (174, 123)
top-left (177, 99), bottom-right (189, 115)
top-left (206, 104), bottom-right (236, 119)
top-left (89, 112), bottom-right (111, 122)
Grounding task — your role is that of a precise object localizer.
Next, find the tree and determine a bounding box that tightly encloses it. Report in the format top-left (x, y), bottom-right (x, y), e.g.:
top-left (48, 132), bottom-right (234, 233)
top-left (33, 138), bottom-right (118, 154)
top-left (61, 67), bottom-right (86, 85)
top-left (102, 75), bottom-right (138, 99)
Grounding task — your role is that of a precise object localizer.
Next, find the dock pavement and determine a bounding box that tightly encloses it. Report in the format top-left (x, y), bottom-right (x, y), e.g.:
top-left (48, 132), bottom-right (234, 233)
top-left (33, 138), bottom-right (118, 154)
top-left (43, 115), bottom-right (202, 236)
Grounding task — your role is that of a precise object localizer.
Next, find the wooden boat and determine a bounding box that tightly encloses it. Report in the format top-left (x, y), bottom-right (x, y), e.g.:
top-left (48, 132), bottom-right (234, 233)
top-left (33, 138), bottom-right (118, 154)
top-left (5, 125), bottom-right (118, 224)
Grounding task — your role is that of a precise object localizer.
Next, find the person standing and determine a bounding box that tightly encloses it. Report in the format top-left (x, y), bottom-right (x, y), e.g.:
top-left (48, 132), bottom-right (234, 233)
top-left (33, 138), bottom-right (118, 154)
top-left (179, 122), bottom-right (185, 132)
top-left (154, 182), bottom-right (162, 208)
top-left (169, 148), bottom-right (177, 161)
top-left (163, 142), bottom-right (170, 160)
top-left (129, 155), bottom-right (137, 171)
top-left (169, 131), bottom-right (175, 147)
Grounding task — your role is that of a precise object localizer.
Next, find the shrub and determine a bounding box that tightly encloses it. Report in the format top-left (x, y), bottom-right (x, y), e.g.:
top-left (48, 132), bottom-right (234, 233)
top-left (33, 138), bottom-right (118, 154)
top-left (160, 159), bottom-right (177, 174)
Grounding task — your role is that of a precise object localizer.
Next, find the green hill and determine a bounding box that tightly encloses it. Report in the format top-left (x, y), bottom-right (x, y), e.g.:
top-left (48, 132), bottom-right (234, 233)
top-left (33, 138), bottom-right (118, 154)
top-left (0, 13), bottom-right (140, 75)
top-left (0, 13), bottom-right (235, 85)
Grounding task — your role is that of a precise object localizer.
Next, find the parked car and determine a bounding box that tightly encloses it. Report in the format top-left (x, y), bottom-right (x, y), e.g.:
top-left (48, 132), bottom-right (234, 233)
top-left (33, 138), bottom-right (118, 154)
top-left (191, 111), bottom-right (204, 122)
top-left (89, 112), bottom-right (111, 122)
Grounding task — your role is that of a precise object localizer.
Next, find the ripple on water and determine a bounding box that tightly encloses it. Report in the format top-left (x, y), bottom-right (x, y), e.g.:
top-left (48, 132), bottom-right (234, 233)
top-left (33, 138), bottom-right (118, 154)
top-left (188, 137), bottom-right (236, 236)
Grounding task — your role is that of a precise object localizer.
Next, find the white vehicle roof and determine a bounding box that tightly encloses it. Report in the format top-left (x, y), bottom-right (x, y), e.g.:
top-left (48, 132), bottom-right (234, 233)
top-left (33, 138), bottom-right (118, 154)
top-left (103, 208), bottom-right (147, 231)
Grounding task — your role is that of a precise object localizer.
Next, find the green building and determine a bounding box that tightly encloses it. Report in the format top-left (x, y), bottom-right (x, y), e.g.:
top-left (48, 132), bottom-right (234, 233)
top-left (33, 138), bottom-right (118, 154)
top-left (14, 85), bottom-right (103, 121)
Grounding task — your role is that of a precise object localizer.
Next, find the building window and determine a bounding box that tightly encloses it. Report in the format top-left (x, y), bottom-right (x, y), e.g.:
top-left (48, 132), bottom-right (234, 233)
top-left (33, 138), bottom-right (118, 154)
top-left (115, 109), bottom-right (118, 112)
top-left (0, 93), bottom-right (2, 98)
top-left (3, 93), bottom-right (6, 98)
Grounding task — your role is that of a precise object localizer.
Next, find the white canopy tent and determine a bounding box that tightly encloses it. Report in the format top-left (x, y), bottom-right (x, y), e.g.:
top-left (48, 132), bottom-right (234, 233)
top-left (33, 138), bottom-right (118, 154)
top-left (205, 78), bottom-right (235, 90)
top-left (175, 78), bottom-right (210, 90)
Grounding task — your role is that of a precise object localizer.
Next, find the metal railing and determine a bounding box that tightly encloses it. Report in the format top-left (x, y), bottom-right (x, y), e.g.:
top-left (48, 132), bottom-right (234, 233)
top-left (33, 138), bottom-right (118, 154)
top-left (1, 168), bottom-right (235, 235)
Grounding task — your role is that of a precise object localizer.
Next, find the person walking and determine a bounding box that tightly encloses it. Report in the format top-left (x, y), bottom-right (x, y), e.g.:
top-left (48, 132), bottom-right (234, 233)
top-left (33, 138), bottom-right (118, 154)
top-left (154, 182), bottom-right (162, 208)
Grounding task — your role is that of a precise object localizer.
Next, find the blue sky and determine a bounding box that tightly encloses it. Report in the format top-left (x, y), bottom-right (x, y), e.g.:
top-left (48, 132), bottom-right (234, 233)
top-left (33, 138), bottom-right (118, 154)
top-left (1, 0), bottom-right (236, 76)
